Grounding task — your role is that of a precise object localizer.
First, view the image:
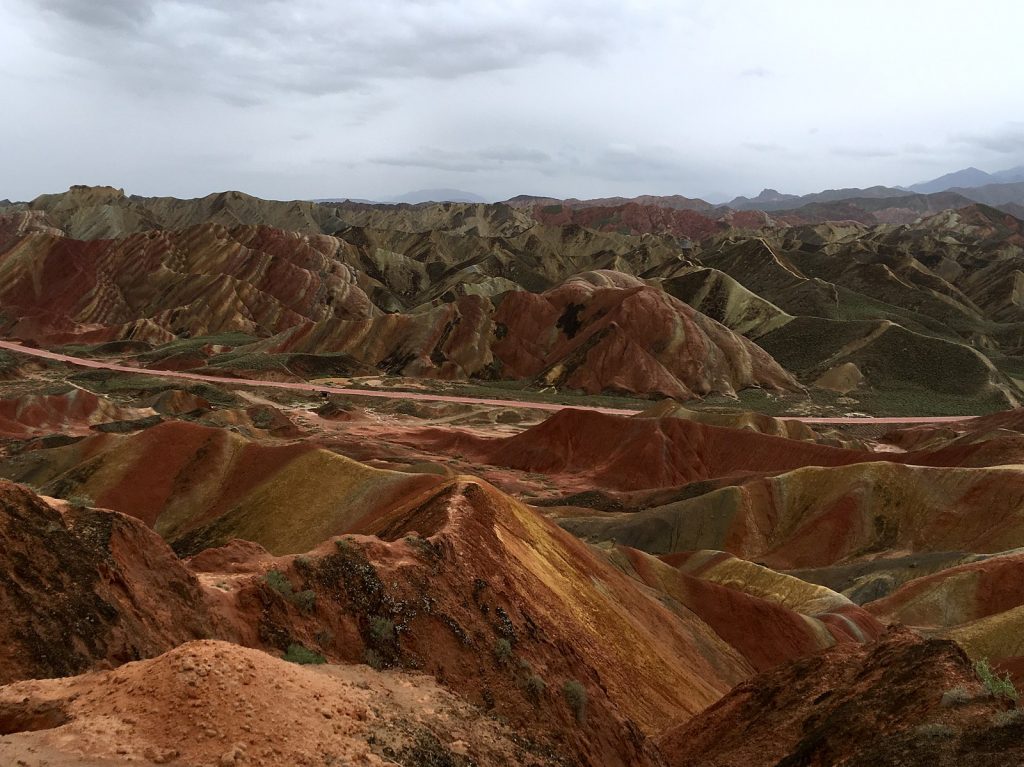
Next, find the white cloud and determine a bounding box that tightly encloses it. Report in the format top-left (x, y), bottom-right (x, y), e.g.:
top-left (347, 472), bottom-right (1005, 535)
top-left (2, 0), bottom-right (1024, 201)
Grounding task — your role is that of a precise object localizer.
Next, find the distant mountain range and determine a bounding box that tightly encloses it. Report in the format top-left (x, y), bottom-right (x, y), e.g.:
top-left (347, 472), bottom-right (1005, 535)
top-left (299, 163), bottom-right (1024, 213)
top-left (908, 165), bottom-right (1024, 194)
top-left (712, 165), bottom-right (1024, 216)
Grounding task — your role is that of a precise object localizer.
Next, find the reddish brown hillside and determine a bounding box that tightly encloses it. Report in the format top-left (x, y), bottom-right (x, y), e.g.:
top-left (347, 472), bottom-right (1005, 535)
top-left (441, 408), bottom-right (873, 491)
top-left (532, 200), bottom-right (770, 236)
top-left (0, 223), bottom-right (375, 344)
top-left (661, 627), bottom-right (1023, 767)
top-left (492, 271), bottom-right (799, 399)
top-left (259, 270), bottom-right (799, 399)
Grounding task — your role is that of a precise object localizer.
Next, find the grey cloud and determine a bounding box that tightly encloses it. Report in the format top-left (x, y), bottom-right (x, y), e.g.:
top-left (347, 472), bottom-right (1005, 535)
top-left (20, 0), bottom-right (653, 103)
top-left (5, 0), bottom-right (1024, 203)
top-left (372, 144), bottom-right (698, 185)
top-left (372, 146), bottom-right (553, 173)
top-left (373, 149), bottom-right (495, 173)
top-left (37, 0), bottom-right (154, 30)
top-left (952, 124), bottom-right (1024, 154)
top-left (478, 148), bottom-right (553, 164)
top-left (580, 146), bottom-right (697, 182)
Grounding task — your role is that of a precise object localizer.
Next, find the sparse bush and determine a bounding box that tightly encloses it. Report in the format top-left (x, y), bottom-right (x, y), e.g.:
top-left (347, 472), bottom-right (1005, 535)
top-left (265, 570), bottom-right (318, 611)
top-left (975, 659), bottom-right (1019, 702)
top-left (563, 680), bottom-right (587, 723)
top-left (524, 674), bottom-right (546, 703)
top-left (363, 648), bottom-right (384, 671)
top-left (67, 493), bottom-right (94, 509)
top-left (264, 569), bottom-right (293, 598)
top-left (283, 643), bottom-right (325, 665)
top-left (293, 589), bottom-right (316, 612)
top-left (405, 534), bottom-right (442, 561)
top-left (369, 616), bottom-right (394, 644)
top-left (314, 629), bottom-right (334, 647)
top-left (993, 709), bottom-right (1024, 727)
top-left (494, 638), bottom-right (513, 665)
top-left (941, 686), bottom-right (973, 708)
top-left (914, 723), bottom-right (956, 739)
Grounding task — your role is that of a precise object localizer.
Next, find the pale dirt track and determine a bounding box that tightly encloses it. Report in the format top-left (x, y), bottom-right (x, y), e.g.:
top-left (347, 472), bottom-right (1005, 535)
top-left (0, 340), bottom-right (973, 426)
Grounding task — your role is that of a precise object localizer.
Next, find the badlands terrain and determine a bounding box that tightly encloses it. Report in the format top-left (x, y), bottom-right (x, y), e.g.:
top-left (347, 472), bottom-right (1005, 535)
top-left (3, 186), bottom-right (1024, 765)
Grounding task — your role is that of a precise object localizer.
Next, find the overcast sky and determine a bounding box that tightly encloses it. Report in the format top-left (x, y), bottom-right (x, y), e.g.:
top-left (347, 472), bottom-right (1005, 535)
top-left (3, 0), bottom-right (1024, 202)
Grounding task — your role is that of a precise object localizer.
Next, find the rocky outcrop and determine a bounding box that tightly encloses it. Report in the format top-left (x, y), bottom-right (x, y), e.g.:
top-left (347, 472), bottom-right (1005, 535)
top-left (0, 481), bottom-right (218, 683)
top-left (661, 627), bottom-right (1023, 767)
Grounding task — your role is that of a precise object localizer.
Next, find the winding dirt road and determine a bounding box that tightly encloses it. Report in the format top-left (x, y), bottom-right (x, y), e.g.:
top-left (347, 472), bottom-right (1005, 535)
top-left (0, 340), bottom-right (972, 425)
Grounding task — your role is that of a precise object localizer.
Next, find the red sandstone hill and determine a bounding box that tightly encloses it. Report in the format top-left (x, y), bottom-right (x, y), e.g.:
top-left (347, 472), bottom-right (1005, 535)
top-left (530, 201), bottom-right (749, 239)
top-left (0, 387), bottom-right (144, 437)
top-left (8, 187), bottom-right (1024, 413)
top-left (463, 407), bottom-right (868, 491)
top-left (0, 464), bottom-right (892, 766)
top-left (0, 419), bottom-right (447, 554)
top-left (256, 270), bottom-right (800, 399)
top-left (0, 223), bottom-right (377, 345)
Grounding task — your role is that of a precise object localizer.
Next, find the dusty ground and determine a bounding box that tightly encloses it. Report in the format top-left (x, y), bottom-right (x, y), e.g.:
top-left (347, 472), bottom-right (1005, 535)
top-left (0, 641), bottom-right (563, 767)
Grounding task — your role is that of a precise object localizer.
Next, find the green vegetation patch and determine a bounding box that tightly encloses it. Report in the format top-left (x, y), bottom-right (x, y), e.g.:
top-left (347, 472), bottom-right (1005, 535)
top-left (975, 658), bottom-right (1019, 702)
top-left (562, 680), bottom-right (587, 723)
top-left (283, 643), bottom-right (325, 665)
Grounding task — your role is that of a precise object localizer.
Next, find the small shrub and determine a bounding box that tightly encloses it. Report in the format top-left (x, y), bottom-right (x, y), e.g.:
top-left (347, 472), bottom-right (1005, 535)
top-left (292, 589), bottom-right (316, 612)
top-left (283, 643), bottom-right (325, 665)
top-left (941, 686), bottom-right (973, 708)
top-left (563, 680), bottom-right (587, 723)
top-left (494, 638), bottom-right (513, 665)
top-left (369, 616), bottom-right (394, 644)
top-left (363, 648), bottom-right (384, 670)
top-left (914, 723), bottom-right (956, 739)
top-left (314, 629), bottom-right (334, 647)
top-left (993, 709), bottom-right (1024, 727)
top-left (524, 674), bottom-right (546, 703)
top-left (405, 534), bottom-right (442, 561)
top-left (264, 569), bottom-right (294, 597)
top-left (67, 493), bottom-right (94, 509)
top-left (975, 659), bottom-right (1019, 702)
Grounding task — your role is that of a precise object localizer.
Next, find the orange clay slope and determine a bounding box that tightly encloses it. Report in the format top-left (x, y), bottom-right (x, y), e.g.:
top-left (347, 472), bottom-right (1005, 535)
top-left (864, 550), bottom-right (1024, 676)
top-left (561, 460), bottom-right (1024, 569)
top-left (601, 546), bottom-right (882, 672)
top-left (1, 419), bottom-right (445, 554)
top-left (0, 641), bottom-right (565, 767)
top-left (0, 466), bottom-right (883, 766)
top-left (248, 474), bottom-right (877, 764)
top-left (413, 407), bottom-right (982, 493)
top-left (0, 470), bottom-right (714, 766)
